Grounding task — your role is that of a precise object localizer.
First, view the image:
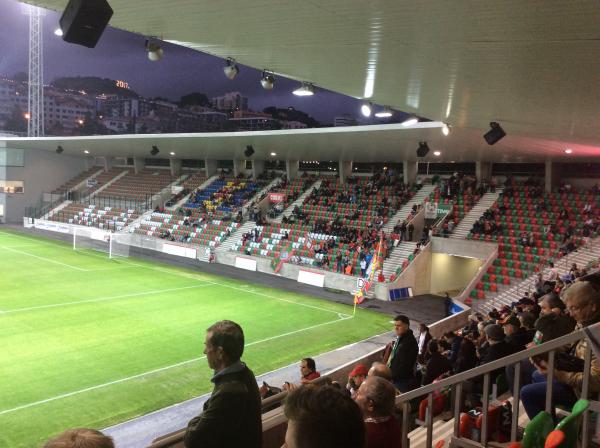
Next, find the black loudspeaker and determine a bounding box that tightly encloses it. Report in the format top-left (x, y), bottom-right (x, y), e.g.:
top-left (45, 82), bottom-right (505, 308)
top-left (416, 141), bottom-right (430, 158)
top-left (56, 145), bottom-right (64, 154)
top-left (150, 145), bottom-right (159, 156)
top-left (483, 122), bottom-right (506, 145)
top-left (59, 0), bottom-right (114, 48)
top-left (244, 145), bottom-right (255, 158)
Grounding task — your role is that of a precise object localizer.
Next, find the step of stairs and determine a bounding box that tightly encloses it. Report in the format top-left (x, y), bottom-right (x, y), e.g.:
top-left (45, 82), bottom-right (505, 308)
top-left (382, 241), bottom-right (419, 280)
top-left (383, 184), bottom-right (437, 234)
top-left (272, 179), bottom-right (322, 223)
top-left (451, 190), bottom-right (503, 239)
top-left (215, 221), bottom-right (256, 254)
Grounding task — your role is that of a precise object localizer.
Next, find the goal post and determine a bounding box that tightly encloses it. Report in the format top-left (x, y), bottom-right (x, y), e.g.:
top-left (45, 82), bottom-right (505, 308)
top-left (72, 227), bottom-right (130, 259)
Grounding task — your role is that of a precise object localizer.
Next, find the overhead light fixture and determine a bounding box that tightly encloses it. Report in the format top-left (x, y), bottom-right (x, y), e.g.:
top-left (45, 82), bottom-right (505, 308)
top-left (56, 145), bottom-right (64, 154)
top-left (433, 151), bottom-right (441, 156)
top-left (84, 150), bottom-right (90, 154)
top-left (224, 57), bottom-right (239, 80)
top-left (169, 151), bottom-right (175, 156)
top-left (150, 145), bottom-right (159, 156)
top-left (244, 145), bottom-right (255, 158)
top-left (564, 148), bottom-right (573, 154)
top-left (361, 102), bottom-right (372, 117)
top-left (54, 28), bottom-right (63, 37)
top-left (146, 39), bottom-right (164, 62)
top-left (270, 152), bottom-right (277, 157)
top-left (400, 115), bottom-right (418, 126)
top-left (416, 141), bottom-right (430, 158)
top-left (441, 123), bottom-right (451, 136)
top-left (293, 82), bottom-right (315, 96)
top-left (375, 106), bottom-right (393, 118)
top-left (260, 70), bottom-right (275, 90)
top-left (483, 121), bottom-right (506, 145)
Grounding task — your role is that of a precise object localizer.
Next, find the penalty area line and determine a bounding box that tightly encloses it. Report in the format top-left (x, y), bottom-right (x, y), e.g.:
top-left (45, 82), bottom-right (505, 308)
top-left (1, 246), bottom-right (88, 272)
top-left (0, 314), bottom-right (353, 416)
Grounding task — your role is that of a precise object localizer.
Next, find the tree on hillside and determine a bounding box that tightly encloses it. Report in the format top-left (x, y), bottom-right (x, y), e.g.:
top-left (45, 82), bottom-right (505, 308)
top-left (263, 106), bottom-right (320, 127)
top-left (12, 72), bottom-right (28, 83)
top-left (179, 92), bottom-right (210, 108)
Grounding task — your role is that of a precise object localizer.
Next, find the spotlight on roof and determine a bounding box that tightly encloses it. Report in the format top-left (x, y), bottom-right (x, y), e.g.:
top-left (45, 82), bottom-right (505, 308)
top-left (54, 28), bottom-right (63, 37)
top-left (244, 145), bottom-right (255, 158)
top-left (270, 152), bottom-right (277, 157)
top-left (260, 70), bottom-right (275, 90)
top-left (56, 145), bottom-right (64, 154)
top-left (169, 151), bottom-right (175, 156)
top-left (433, 151), bottom-right (441, 156)
top-left (483, 122), bottom-right (506, 145)
top-left (441, 123), bottom-right (451, 136)
top-left (564, 148), bottom-right (573, 154)
top-left (150, 145), bottom-right (159, 156)
top-left (292, 82), bottom-right (315, 96)
top-left (145, 39), bottom-right (163, 61)
top-left (416, 141), bottom-right (430, 158)
top-left (375, 106), bottom-right (393, 118)
top-left (84, 150), bottom-right (90, 154)
top-left (224, 58), bottom-right (239, 80)
top-left (400, 115), bottom-right (418, 126)
top-left (360, 102), bottom-right (372, 117)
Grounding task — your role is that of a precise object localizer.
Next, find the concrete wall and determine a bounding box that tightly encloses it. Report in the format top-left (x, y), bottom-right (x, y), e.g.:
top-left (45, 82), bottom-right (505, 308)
top-left (429, 253), bottom-right (483, 295)
top-left (431, 236), bottom-right (497, 260)
top-left (386, 243), bottom-right (432, 295)
top-left (2, 148), bottom-right (86, 223)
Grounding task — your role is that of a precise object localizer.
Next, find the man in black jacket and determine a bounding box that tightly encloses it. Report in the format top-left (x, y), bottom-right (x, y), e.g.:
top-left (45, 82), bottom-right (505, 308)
top-left (184, 320), bottom-right (262, 448)
top-left (387, 315), bottom-right (418, 392)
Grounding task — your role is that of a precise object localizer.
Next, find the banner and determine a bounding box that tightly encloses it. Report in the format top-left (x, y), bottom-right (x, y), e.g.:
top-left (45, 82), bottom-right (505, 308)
top-left (269, 192), bottom-right (286, 203)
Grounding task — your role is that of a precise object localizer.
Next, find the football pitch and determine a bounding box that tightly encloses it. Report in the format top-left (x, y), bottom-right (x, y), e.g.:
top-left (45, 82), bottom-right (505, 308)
top-left (0, 229), bottom-right (391, 448)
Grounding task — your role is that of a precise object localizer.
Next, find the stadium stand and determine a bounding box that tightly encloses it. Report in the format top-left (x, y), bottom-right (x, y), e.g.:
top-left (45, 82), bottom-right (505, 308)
top-left (50, 167), bottom-right (103, 194)
top-left (96, 168), bottom-right (178, 202)
top-left (49, 202), bottom-right (140, 230)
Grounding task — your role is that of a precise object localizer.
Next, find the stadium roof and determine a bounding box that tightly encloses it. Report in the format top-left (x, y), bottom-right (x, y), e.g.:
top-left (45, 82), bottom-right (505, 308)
top-left (11, 0), bottom-right (600, 163)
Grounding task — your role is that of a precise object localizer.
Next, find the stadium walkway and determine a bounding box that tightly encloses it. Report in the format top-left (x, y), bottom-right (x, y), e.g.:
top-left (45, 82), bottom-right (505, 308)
top-left (102, 330), bottom-right (395, 447)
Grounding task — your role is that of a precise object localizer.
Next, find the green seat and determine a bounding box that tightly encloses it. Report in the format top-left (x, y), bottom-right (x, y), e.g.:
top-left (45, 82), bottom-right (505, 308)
top-left (551, 399), bottom-right (589, 448)
top-left (521, 411), bottom-right (554, 448)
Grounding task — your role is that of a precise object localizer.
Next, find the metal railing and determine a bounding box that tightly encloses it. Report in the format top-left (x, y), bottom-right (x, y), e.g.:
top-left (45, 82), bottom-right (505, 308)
top-left (396, 323), bottom-right (598, 448)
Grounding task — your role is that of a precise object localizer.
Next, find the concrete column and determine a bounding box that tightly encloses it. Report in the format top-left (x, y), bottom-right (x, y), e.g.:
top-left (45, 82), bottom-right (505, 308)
top-left (339, 160), bottom-right (353, 184)
top-left (170, 158), bottom-right (182, 177)
top-left (286, 160), bottom-right (299, 180)
top-left (545, 160), bottom-right (552, 193)
top-left (233, 159), bottom-right (245, 177)
top-left (104, 156), bottom-right (117, 172)
top-left (403, 161), bottom-right (418, 185)
top-left (252, 159), bottom-right (265, 180)
top-left (205, 159), bottom-right (217, 177)
top-left (476, 161), bottom-right (492, 181)
top-left (133, 157), bottom-right (145, 174)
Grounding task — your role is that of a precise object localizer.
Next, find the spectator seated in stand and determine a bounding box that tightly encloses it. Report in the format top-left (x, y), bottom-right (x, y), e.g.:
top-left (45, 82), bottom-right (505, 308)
top-left (43, 429), bottom-right (114, 448)
top-left (283, 357), bottom-right (321, 390)
top-left (354, 376), bottom-right (402, 448)
top-left (283, 385), bottom-right (365, 448)
top-left (346, 363), bottom-right (369, 398)
top-left (520, 280), bottom-right (600, 420)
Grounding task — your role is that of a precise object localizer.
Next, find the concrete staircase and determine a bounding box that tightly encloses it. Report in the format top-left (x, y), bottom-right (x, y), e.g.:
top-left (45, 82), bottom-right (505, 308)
top-left (167, 175), bottom-right (218, 211)
top-left (381, 241), bottom-right (419, 281)
top-left (272, 179), bottom-right (322, 223)
top-left (473, 236), bottom-right (600, 314)
top-left (242, 176), bottom-right (283, 217)
top-left (450, 190), bottom-right (502, 239)
top-left (215, 221), bottom-right (256, 254)
top-left (383, 184), bottom-right (437, 234)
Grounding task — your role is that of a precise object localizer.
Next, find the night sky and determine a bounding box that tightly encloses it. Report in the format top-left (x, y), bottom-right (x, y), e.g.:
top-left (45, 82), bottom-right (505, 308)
top-left (0, 0), bottom-right (376, 123)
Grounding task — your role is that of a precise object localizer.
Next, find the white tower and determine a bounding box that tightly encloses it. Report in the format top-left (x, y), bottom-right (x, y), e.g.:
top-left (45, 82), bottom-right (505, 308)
top-left (25, 5), bottom-right (45, 137)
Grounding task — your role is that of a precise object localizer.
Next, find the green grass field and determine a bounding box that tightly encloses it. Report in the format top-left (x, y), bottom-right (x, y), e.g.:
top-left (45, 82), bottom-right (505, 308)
top-left (0, 229), bottom-right (391, 448)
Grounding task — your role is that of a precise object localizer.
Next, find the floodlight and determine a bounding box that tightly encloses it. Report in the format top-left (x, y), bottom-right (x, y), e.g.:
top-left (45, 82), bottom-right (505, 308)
top-left (224, 58), bottom-right (239, 80)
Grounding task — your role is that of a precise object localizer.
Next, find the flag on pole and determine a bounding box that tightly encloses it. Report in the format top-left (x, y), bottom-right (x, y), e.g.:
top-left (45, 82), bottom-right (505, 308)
top-left (353, 232), bottom-right (385, 311)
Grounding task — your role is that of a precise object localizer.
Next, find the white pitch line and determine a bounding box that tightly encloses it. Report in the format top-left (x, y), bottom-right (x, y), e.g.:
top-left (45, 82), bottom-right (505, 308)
top-left (1, 284), bottom-right (214, 315)
top-left (1, 246), bottom-right (88, 272)
top-left (0, 314), bottom-right (353, 416)
top-left (123, 262), bottom-right (350, 318)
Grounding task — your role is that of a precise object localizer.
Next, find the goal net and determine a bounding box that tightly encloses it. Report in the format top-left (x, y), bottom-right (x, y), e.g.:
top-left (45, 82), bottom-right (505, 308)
top-left (72, 227), bottom-right (130, 259)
